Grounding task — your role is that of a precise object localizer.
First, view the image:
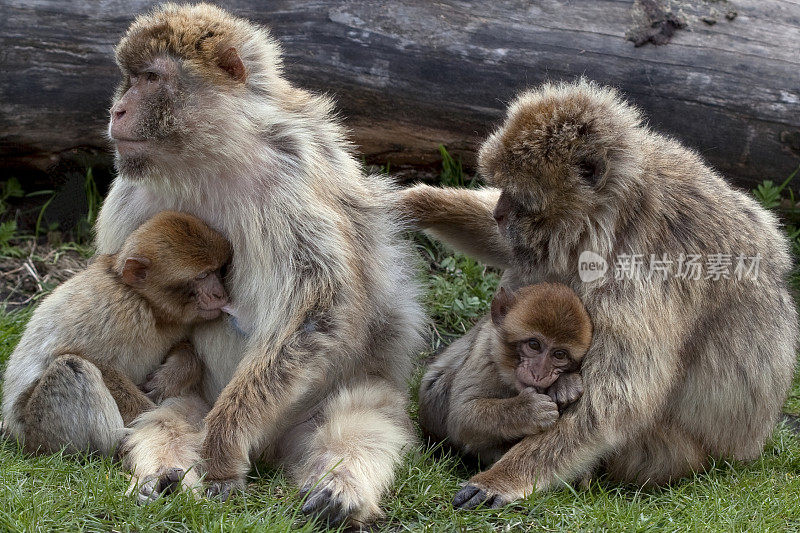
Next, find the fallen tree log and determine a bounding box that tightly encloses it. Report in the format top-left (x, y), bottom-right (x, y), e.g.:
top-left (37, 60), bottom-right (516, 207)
top-left (1, 0), bottom-right (798, 188)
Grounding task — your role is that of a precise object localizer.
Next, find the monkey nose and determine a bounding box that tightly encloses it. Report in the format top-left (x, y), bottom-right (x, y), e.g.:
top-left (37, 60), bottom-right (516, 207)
top-left (113, 109), bottom-right (126, 120)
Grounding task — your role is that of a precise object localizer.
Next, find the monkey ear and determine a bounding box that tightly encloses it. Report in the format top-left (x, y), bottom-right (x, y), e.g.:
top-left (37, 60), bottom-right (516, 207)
top-left (121, 256), bottom-right (151, 287)
top-left (491, 287), bottom-right (516, 327)
top-left (218, 47), bottom-right (247, 82)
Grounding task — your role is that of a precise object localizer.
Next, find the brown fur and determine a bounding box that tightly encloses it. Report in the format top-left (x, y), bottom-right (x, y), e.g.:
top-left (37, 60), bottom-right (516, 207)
top-left (502, 284), bottom-right (592, 349)
top-left (408, 79), bottom-right (798, 507)
top-left (115, 3), bottom-right (257, 87)
top-left (2, 211), bottom-right (230, 456)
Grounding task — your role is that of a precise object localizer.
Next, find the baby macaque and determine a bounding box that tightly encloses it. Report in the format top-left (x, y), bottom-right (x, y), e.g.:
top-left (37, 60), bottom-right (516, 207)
top-left (419, 283), bottom-right (592, 463)
top-left (491, 284), bottom-right (591, 405)
top-left (1, 211), bottom-right (231, 455)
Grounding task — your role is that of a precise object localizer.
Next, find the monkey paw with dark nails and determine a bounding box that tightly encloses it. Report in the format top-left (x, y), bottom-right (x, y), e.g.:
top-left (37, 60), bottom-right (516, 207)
top-left (300, 485), bottom-right (354, 527)
top-left (136, 468), bottom-right (184, 505)
top-left (453, 484), bottom-right (510, 509)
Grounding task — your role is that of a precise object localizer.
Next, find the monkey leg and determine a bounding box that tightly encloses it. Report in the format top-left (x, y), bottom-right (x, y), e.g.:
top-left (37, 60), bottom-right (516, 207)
top-left (89, 360), bottom-right (155, 425)
top-left (21, 354), bottom-right (125, 456)
top-left (418, 325), bottom-right (480, 444)
top-left (282, 380), bottom-right (416, 526)
top-left (121, 393), bottom-right (209, 504)
top-left (605, 423), bottom-right (708, 486)
top-left (418, 365), bottom-right (453, 444)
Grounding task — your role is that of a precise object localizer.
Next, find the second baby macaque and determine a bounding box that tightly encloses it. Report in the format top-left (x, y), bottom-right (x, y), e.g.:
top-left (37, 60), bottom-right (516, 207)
top-left (419, 283), bottom-right (592, 462)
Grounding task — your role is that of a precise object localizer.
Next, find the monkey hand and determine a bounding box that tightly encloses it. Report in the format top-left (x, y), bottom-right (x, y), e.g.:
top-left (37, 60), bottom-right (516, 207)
top-left (453, 481), bottom-right (512, 510)
top-left (140, 355), bottom-right (198, 403)
top-left (517, 388), bottom-right (559, 432)
top-left (140, 366), bottom-right (174, 403)
top-left (546, 373), bottom-right (584, 409)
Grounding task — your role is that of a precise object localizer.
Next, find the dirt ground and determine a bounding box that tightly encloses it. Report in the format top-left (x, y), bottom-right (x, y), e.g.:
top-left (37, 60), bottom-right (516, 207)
top-left (0, 242), bottom-right (89, 310)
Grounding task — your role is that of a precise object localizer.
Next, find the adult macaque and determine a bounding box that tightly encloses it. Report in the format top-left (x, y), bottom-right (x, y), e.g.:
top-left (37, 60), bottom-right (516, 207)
top-left (96, 4), bottom-right (425, 525)
top-left (419, 283), bottom-right (590, 465)
top-left (403, 79), bottom-right (798, 508)
top-left (1, 211), bottom-right (230, 456)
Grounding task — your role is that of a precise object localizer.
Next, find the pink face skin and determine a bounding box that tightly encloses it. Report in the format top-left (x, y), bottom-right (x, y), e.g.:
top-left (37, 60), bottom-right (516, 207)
top-left (194, 271), bottom-right (229, 320)
top-left (514, 336), bottom-right (574, 392)
top-left (108, 57), bottom-right (180, 159)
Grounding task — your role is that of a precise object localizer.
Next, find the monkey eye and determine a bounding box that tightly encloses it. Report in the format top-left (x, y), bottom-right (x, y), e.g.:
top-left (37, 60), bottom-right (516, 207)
top-left (527, 338), bottom-right (541, 351)
top-left (144, 71), bottom-right (159, 82)
top-left (552, 349), bottom-right (568, 360)
top-left (195, 271), bottom-right (209, 280)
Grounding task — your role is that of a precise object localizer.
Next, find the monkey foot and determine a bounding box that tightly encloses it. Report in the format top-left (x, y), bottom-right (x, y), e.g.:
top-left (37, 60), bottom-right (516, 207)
top-left (134, 468), bottom-right (185, 505)
top-left (300, 485), bottom-right (354, 526)
top-left (453, 484), bottom-right (510, 510)
top-left (206, 478), bottom-right (243, 501)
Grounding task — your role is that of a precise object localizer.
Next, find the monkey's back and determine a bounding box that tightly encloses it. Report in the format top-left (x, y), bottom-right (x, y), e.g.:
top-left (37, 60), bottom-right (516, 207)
top-left (1, 259), bottom-right (182, 437)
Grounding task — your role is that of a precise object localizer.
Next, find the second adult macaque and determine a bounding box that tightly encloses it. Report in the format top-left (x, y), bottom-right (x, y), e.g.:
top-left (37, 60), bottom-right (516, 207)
top-left (405, 80), bottom-right (798, 509)
top-left (420, 283), bottom-right (591, 463)
top-left (1, 211), bottom-right (231, 456)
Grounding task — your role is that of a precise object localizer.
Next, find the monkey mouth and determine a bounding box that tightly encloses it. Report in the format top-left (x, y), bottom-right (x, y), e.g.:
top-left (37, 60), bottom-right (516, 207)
top-left (113, 138), bottom-right (148, 155)
top-left (197, 307), bottom-right (223, 320)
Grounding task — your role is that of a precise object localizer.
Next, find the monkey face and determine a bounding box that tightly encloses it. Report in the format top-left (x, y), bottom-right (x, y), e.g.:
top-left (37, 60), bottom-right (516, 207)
top-left (514, 336), bottom-right (575, 392)
top-left (478, 81), bottom-right (644, 263)
top-left (191, 270), bottom-right (230, 321)
top-left (117, 211), bottom-right (233, 324)
top-left (490, 283), bottom-right (592, 392)
top-left (109, 6), bottom-right (253, 181)
top-left (108, 57), bottom-right (190, 177)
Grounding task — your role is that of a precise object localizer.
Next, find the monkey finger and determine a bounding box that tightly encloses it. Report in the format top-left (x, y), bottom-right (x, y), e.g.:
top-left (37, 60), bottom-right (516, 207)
top-left (453, 485), bottom-right (487, 509)
top-left (488, 494), bottom-right (510, 509)
top-left (156, 468), bottom-right (184, 496)
top-left (145, 389), bottom-right (163, 403)
top-left (206, 479), bottom-right (240, 501)
top-left (300, 486), bottom-right (353, 526)
top-left (135, 476), bottom-right (161, 505)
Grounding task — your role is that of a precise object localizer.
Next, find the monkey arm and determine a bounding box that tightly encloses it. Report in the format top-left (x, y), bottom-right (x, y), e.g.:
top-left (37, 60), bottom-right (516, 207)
top-left (199, 291), bottom-right (322, 492)
top-left (448, 391), bottom-right (559, 452)
top-left (398, 185), bottom-right (513, 268)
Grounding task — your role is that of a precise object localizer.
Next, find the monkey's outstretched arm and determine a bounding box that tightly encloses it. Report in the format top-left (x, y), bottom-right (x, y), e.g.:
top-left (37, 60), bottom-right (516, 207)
top-left (398, 185), bottom-right (512, 268)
